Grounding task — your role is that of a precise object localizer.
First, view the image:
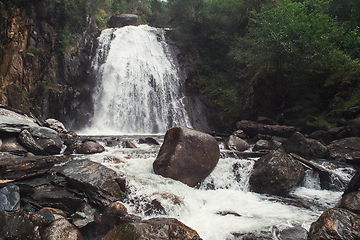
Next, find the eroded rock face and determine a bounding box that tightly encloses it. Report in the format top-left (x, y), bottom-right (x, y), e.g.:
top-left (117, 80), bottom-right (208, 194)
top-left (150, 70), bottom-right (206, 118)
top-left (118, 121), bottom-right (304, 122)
top-left (101, 217), bottom-right (201, 240)
top-left (308, 208), bottom-right (360, 239)
top-left (249, 148), bottom-right (305, 195)
top-left (153, 126), bottom-right (220, 187)
top-left (0, 3), bottom-right (98, 128)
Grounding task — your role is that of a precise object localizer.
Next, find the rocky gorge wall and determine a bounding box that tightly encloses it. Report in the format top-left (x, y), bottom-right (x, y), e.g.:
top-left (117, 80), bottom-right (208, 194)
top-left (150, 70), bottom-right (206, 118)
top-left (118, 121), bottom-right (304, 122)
top-left (0, 1), bottom-right (99, 130)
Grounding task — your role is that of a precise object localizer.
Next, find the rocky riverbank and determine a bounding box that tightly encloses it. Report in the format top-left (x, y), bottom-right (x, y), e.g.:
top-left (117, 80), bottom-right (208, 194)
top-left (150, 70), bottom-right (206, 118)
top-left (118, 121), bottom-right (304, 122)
top-left (1, 104), bottom-right (360, 239)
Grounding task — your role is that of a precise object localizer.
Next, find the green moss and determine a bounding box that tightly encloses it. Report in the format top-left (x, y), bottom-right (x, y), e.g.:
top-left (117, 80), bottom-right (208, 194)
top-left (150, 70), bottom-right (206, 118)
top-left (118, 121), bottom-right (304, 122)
top-left (103, 224), bottom-right (141, 240)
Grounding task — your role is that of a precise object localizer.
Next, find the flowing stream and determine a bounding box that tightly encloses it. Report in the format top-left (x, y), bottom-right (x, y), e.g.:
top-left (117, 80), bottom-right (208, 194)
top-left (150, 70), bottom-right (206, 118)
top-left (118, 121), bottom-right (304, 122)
top-left (84, 137), bottom-right (354, 240)
top-left (79, 25), bottom-right (355, 239)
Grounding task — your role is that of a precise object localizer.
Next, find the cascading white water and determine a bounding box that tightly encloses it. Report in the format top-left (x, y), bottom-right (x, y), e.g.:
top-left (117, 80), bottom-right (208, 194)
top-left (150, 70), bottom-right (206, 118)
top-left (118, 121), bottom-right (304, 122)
top-left (88, 141), bottom-right (354, 240)
top-left (84, 25), bottom-right (193, 135)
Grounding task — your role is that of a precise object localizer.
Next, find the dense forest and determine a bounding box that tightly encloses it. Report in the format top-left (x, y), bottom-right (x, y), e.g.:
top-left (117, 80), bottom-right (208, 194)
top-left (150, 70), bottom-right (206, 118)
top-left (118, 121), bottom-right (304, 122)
top-left (1, 0), bottom-right (359, 131)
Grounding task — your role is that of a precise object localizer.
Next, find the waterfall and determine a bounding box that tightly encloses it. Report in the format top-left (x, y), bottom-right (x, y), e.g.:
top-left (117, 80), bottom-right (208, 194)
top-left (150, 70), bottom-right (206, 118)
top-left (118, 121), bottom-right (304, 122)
top-left (85, 25), bottom-right (193, 135)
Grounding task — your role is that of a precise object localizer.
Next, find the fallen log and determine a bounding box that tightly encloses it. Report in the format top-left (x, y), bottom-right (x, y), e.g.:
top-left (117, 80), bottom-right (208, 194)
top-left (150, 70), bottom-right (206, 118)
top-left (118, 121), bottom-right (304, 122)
top-left (290, 153), bottom-right (333, 190)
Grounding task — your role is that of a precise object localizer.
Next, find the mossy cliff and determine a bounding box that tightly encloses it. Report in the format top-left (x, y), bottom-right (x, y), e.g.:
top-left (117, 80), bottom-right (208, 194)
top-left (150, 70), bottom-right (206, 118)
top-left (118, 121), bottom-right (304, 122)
top-left (0, 0), bottom-right (99, 129)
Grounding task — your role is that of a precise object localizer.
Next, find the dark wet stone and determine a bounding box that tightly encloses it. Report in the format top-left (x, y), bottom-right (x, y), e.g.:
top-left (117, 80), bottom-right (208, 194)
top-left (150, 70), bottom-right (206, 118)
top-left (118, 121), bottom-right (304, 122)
top-left (0, 184), bottom-right (20, 210)
top-left (57, 159), bottom-right (124, 210)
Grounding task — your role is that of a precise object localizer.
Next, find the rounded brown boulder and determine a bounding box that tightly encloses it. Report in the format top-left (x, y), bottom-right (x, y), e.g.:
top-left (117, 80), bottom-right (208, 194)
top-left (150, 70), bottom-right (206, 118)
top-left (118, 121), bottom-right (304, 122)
top-left (77, 140), bottom-right (105, 154)
top-left (153, 126), bottom-right (220, 187)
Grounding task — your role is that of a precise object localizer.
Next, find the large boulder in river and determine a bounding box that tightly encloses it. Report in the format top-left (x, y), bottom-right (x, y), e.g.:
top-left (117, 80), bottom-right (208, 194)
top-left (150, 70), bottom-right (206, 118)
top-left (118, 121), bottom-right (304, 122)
top-left (153, 126), bottom-right (220, 187)
top-left (249, 148), bottom-right (305, 195)
top-left (108, 14), bottom-right (138, 28)
top-left (282, 131), bottom-right (329, 159)
top-left (308, 208), bottom-right (360, 239)
top-left (101, 217), bottom-right (201, 240)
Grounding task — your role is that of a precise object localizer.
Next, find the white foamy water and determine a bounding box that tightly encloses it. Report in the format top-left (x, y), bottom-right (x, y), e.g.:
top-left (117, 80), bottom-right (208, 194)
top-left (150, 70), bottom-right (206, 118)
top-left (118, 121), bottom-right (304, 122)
top-left (81, 25), bottom-right (192, 135)
top-left (87, 144), bottom-right (349, 240)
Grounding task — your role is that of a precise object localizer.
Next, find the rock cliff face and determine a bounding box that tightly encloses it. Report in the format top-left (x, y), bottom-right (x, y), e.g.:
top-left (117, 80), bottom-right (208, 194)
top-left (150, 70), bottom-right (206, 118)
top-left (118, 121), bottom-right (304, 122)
top-left (0, 1), bottom-right (99, 130)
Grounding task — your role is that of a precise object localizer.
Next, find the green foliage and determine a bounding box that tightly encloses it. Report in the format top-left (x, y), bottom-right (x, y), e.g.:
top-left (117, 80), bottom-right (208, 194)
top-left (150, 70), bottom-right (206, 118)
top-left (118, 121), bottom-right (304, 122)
top-left (231, 0), bottom-right (360, 126)
top-left (57, 24), bottom-right (76, 54)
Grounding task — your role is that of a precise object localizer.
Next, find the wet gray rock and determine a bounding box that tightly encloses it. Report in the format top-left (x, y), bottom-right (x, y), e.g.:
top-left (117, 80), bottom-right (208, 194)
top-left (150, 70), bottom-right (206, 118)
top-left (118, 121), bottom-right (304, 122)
top-left (0, 108), bottom-right (38, 133)
top-left (249, 148), bottom-right (305, 195)
top-left (278, 226), bottom-right (307, 240)
top-left (0, 136), bottom-right (28, 155)
top-left (138, 137), bottom-right (160, 145)
top-left (226, 135), bottom-right (249, 152)
top-left (44, 118), bottom-right (67, 134)
top-left (57, 159), bottom-right (124, 210)
top-left (0, 184), bottom-right (20, 211)
top-left (18, 129), bottom-right (46, 155)
top-left (153, 126), bottom-right (220, 187)
top-left (28, 126), bottom-right (63, 155)
top-left (282, 132), bottom-right (329, 159)
top-left (60, 131), bottom-right (78, 155)
top-left (253, 139), bottom-right (281, 152)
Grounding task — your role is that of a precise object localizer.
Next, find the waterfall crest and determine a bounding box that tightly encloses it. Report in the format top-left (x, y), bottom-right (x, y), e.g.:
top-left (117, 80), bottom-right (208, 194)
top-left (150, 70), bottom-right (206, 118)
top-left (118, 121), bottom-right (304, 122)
top-left (85, 25), bottom-right (193, 135)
